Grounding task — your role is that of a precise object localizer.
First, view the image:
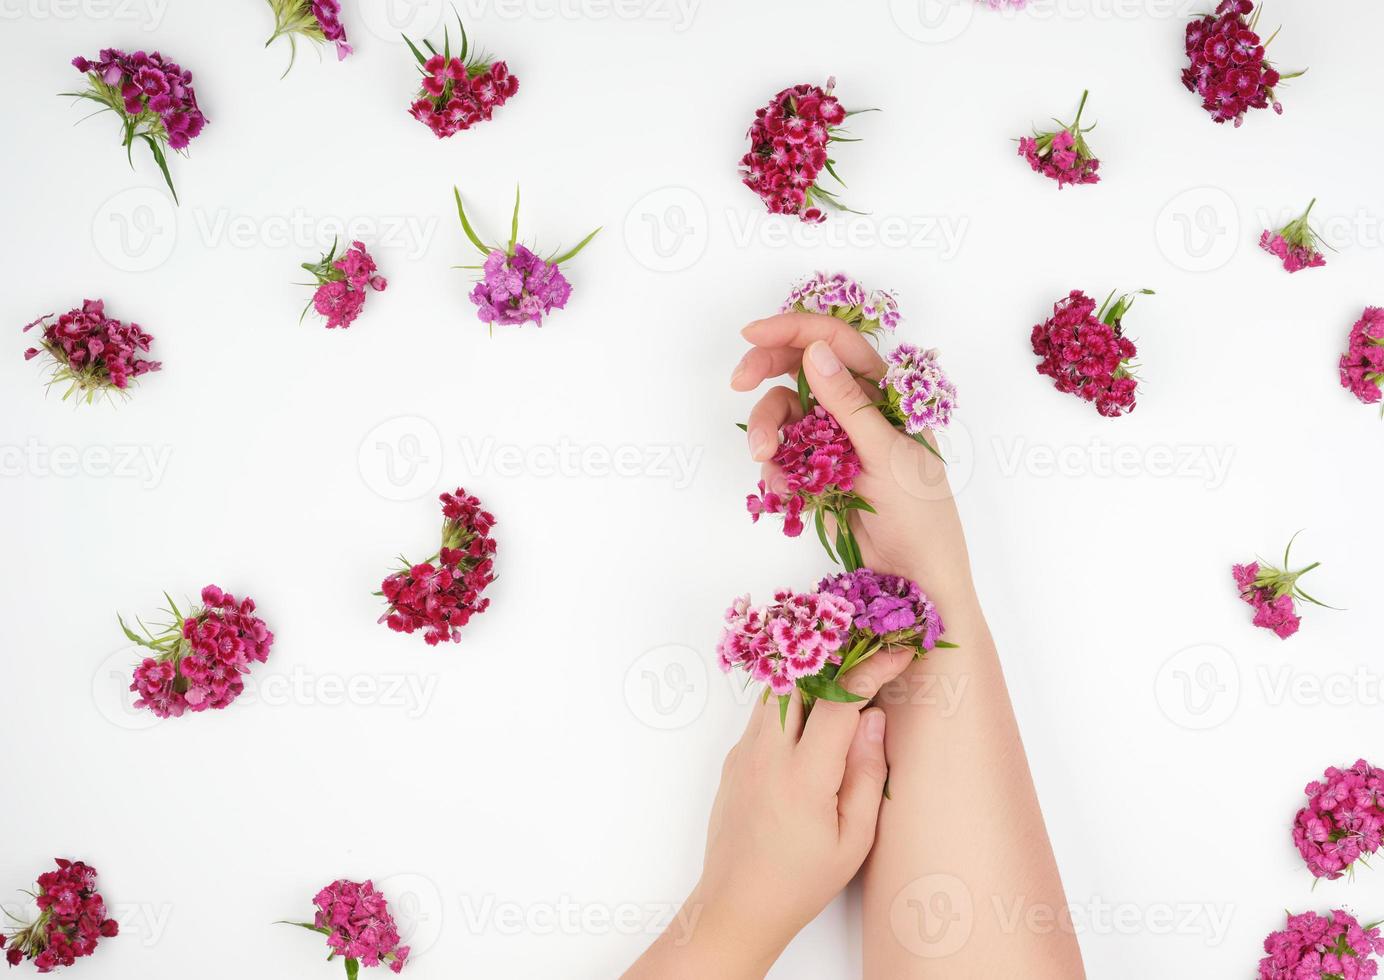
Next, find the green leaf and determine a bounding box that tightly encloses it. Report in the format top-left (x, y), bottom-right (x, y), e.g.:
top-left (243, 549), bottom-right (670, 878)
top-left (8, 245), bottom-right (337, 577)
top-left (797, 673), bottom-right (864, 703)
top-left (402, 34), bottom-right (428, 65)
top-left (822, 158), bottom-right (845, 187)
top-left (932, 639), bottom-right (959, 649)
top-left (549, 226), bottom-right (602, 266)
top-left (814, 507), bottom-right (839, 565)
top-left (796, 369), bottom-right (813, 414)
top-left (117, 615), bottom-right (147, 648)
top-left (734, 422), bottom-right (748, 432)
top-left (508, 185), bottom-right (521, 253)
top-left (911, 431), bottom-right (947, 463)
top-left (275, 921), bottom-right (332, 936)
top-left (141, 135), bottom-right (178, 205)
top-left (453, 188), bottom-right (491, 256)
top-left (345, 958), bottom-right (360, 980)
top-left (457, 12), bottom-right (469, 62)
top-left (778, 694), bottom-right (790, 730)
top-left (162, 591), bottom-right (184, 621)
top-left (841, 497), bottom-right (877, 515)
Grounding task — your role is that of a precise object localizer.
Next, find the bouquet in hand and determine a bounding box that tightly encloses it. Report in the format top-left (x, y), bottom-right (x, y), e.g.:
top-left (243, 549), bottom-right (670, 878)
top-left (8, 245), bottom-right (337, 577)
top-left (740, 77), bottom-right (870, 223)
top-left (718, 569), bottom-right (951, 723)
top-left (1258, 910), bottom-right (1384, 980)
top-left (122, 585), bottom-right (274, 718)
top-left (405, 14), bottom-right (517, 138)
top-left (265, 0), bottom-right (352, 73)
top-left (1260, 198), bottom-right (1327, 273)
top-left (1232, 533), bottom-right (1332, 639)
top-left (379, 487), bottom-right (497, 646)
top-left (65, 49), bottom-right (208, 202)
top-left (1017, 90), bottom-right (1100, 188)
top-left (301, 239), bottom-right (388, 329)
top-left (1031, 289), bottom-right (1148, 417)
top-left (23, 299), bottom-right (161, 404)
top-left (281, 880), bottom-right (410, 976)
top-left (453, 186), bottom-right (599, 330)
top-left (1339, 308), bottom-right (1384, 410)
top-left (1294, 760), bottom-right (1384, 881)
top-left (1183, 0), bottom-right (1303, 127)
top-left (1, 859), bottom-right (118, 971)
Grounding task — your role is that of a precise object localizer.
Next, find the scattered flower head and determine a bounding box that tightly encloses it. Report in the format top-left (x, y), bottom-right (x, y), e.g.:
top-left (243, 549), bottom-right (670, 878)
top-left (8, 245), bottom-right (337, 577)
top-left (265, 0), bottom-right (352, 73)
top-left (817, 569), bottom-right (946, 654)
top-left (1232, 533), bottom-right (1332, 640)
top-left (782, 271), bottom-right (900, 337)
top-left (1018, 90), bottom-right (1100, 188)
top-left (283, 879), bottom-right (410, 976)
top-left (122, 585), bottom-right (274, 718)
top-left (880, 343), bottom-right (957, 435)
top-left (1030, 289), bottom-right (1148, 417)
top-left (1260, 198), bottom-right (1327, 273)
top-left (1294, 760), bottom-right (1384, 881)
top-left (405, 14), bottom-right (517, 138)
top-left (1183, 0), bottom-right (1302, 127)
top-left (23, 299), bottom-right (161, 404)
top-left (380, 487), bottom-right (497, 646)
top-left (740, 77), bottom-right (867, 223)
top-left (1339, 307), bottom-right (1384, 410)
top-left (1, 859), bottom-right (118, 972)
top-left (453, 186), bottom-right (598, 329)
top-left (1258, 909), bottom-right (1384, 980)
top-left (66, 48), bottom-right (207, 202)
top-left (300, 239), bottom-right (387, 329)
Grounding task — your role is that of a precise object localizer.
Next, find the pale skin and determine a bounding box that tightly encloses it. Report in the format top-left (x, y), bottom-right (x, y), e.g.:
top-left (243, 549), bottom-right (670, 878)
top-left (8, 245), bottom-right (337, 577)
top-left (624, 313), bottom-right (1086, 979)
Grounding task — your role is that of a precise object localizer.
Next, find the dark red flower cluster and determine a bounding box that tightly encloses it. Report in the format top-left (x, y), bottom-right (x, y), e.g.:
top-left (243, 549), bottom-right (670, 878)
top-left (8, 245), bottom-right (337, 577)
top-left (70, 48), bottom-right (207, 149)
top-left (127, 585), bottom-right (275, 718)
top-left (23, 299), bottom-right (161, 400)
top-left (380, 487), bottom-right (497, 646)
top-left (406, 31), bottom-right (518, 139)
top-left (1182, 0), bottom-right (1294, 127)
top-left (1, 859), bottom-right (118, 972)
top-left (1031, 290), bottom-right (1141, 418)
top-left (740, 77), bottom-right (851, 223)
top-left (747, 405), bottom-right (862, 538)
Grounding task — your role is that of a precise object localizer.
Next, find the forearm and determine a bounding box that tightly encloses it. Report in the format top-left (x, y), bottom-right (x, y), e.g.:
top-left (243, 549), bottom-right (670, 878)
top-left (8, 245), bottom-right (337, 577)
top-left (861, 593), bottom-right (1084, 978)
top-left (622, 886), bottom-right (788, 980)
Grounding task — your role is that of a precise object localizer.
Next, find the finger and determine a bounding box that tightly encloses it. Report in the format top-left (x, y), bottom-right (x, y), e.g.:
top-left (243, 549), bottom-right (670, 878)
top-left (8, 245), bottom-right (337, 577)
top-left (759, 460), bottom-right (787, 496)
top-left (801, 340), bottom-right (899, 459)
top-left (796, 648), bottom-right (910, 789)
top-left (837, 707), bottom-right (888, 851)
top-left (742, 312), bottom-right (886, 379)
top-left (730, 346), bottom-right (806, 392)
top-left (746, 386), bottom-right (801, 462)
top-left (756, 686), bottom-right (804, 750)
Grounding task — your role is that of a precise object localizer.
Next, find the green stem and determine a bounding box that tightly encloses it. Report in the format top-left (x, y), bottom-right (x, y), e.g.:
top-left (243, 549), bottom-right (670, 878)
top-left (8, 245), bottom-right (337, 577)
top-left (1073, 89), bottom-right (1090, 128)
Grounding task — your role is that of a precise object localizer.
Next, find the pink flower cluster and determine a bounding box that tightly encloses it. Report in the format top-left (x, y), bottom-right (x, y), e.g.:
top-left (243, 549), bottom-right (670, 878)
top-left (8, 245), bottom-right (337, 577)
top-left (1030, 290), bottom-right (1140, 418)
top-left (311, 880), bottom-right (410, 973)
top-left (1260, 200), bottom-right (1326, 273)
top-left (1183, 0), bottom-right (1293, 127)
top-left (23, 299), bottom-right (161, 399)
top-left (818, 569), bottom-right (944, 650)
top-left (71, 48), bottom-right (207, 149)
top-left (265, 0), bottom-right (351, 65)
top-left (305, 240), bottom-right (387, 330)
top-left (717, 589), bottom-right (854, 695)
top-left (471, 245), bottom-right (572, 328)
top-left (740, 78), bottom-right (851, 223)
top-left (747, 405), bottom-right (862, 538)
top-left (407, 29), bottom-right (518, 139)
top-left (1232, 562), bottom-right (1302, 638)
top-left (1018, 91), bottom-right (1100, 188)
top-left (128, 585), bottom-right (275, 718)
top-left (309, 1), bottom-right (351, 59)
top-left (1258, 909), bottom-right (1384, 980)
top-left (1339, 308), bottom-right (1384, 407)
top-left (881, 344), bottom-right (957, 434)
top-left (380, 487), bottom-right (497, 646)
top-left (781, 271), bottom-right (899, 336)
top-left (1, 859), bottom-right (118, 972)
top-left (1294, 760), bottom-right (1384, 881)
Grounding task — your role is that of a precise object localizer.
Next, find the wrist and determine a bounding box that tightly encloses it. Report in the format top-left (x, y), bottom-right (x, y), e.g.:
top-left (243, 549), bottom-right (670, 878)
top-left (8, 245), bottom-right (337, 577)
top-left (671, 880), bottom-right (797, 978)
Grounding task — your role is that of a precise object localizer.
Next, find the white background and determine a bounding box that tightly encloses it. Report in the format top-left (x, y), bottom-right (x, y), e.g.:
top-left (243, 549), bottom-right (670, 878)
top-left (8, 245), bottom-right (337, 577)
top-left (0, 0), bottom-right (1381, 977)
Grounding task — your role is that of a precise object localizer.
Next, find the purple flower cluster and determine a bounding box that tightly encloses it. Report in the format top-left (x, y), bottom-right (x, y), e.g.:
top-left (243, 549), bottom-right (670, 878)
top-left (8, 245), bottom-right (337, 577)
top-left (881, 343), bottom-right (957, 434)
top-left (265, 0), bottom-right (352, 66)
top-left (818, 569), bottom-right (944, 651)
top-left (782, 271), bottom-right (900, 336)
top-left (71, 49), bottom-right (207, 149)
top-left (470, 245), bottom-right (572, 328)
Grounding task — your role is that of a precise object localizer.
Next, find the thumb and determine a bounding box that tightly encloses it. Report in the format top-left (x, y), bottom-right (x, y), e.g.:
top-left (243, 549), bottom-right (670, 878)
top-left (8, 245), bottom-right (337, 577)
top-left (837, 707), bottom-right (888, 855)
top-left (802, 341), bottom-right (899, 457)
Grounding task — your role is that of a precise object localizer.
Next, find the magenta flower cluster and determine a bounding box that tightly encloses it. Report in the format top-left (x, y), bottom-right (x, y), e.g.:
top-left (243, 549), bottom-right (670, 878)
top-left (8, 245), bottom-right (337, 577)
top-left (407, 24), bottom-right (518, 141)
top-left (881, 343), bottom-right (957, 434)
top-left (71, 48), bottom-right (207, 149)
top-left (781, 271), bottom-right (900, 336)
top-left (747, 405), bottom-right (862, 539)
top-left (1232, 561), bottom-right (1303, 639)
top-left (471, 246), bottom-right (572, 328)
top-left (1018, 91), bottom-right (1100, 189)
top-left (1, 859), bottom-right (119, 972)
top-left (309, 1), bottom-right (351, 59)
top-left (818, 569), bottom-right (944, 650)
top-left (1260, 200), bottom-right (1326, 273)
top-left (740, 78), bottom-right (852, 223)
top-left (23, 299), bottom-right (161, 399)
top-left (1294, 760), bottom-right (1384, 881)
top-left (1258, 909), bottom-right (1384, 980)
top-left (717, 589), bottom-right (854, 696)
top-left (311, 880), bottom-right (410, 974)
top-left (1183, 0), bottom-right (1292, 127)
top-left (306, 240), bottom-right (388, 330)
top-left (1340, 308), bottom-right (1384, 407)
top-left (1030, 290), bottom-right (1140, 418)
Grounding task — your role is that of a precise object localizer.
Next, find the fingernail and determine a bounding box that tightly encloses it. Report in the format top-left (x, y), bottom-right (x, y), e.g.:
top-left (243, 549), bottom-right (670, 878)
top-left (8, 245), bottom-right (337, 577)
top-left (749, 429), bottom-right (773, 460)
top-left (809, 341), bottom-right (842, 377)
top-left (866, 710), bottom-right (886, 743)
top-left (730, 354), bottom-right (749, 385)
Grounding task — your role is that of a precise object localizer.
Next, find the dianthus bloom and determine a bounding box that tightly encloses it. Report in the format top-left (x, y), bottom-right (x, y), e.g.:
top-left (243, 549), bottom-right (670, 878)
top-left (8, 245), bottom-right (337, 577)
top-left (782, 271), bottom-right (899, 336)
top-left (1258, 909), bottom-right (1384, 980)
top-left (23, 299), bottom-right (161, 403)
top-left (740, 77), bottom-right (866, 223)
top-left (1183, 0), bottom-right (1302, 127)
top-left (265, 0), bottom-right (352, 71)
top-left (405, 15), bottom-right (517, 139)
top-left (817, 569), bottom-right (946, 654)
top-left (1339, 308), bottom-right (1384, 409)
top-left (301, 240), bottom-right (387, 329)
top-left (454, 186), bottom-right (598, 330)
top-left (1017, 90), bottom-right (1100, 188)
top-left (285, 880), bottom-right (410, 976)
top-left (1, 859), bottom-right (119, 972)
top-left (66, 48), bottom-right (207, 201)
top-left (380, 487), bottom-right (497, 646)
top-left (1232, 534), bottom-right (1330, 640)
top-left (880, 344), bottom-right (957, 435)
top-left (1294, 760), bottom-right (1384, 881)
top-left (123, 585), bottom-right (274, 718)
top-left (1260, 199), bottom-right (1327, 273)
top-left (1031, 289), bottom-right (1147, 417)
